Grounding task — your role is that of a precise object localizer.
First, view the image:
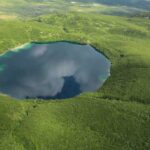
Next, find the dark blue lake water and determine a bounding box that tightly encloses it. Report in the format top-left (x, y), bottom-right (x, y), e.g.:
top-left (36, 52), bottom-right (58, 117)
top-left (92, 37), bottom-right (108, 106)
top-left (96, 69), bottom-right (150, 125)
top-left (0, 42), bottom-right (111, 99)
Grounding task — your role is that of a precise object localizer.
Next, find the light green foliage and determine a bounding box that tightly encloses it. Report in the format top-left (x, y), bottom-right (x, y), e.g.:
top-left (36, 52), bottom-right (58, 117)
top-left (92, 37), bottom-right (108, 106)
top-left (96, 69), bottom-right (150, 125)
top-left (0, 6), bottom-right (150, 150)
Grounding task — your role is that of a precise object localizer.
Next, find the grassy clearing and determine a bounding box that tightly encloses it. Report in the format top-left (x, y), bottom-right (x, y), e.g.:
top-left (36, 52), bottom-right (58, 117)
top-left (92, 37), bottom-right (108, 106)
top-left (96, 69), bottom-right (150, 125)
top-left (0, 13), bottom-right (17, 20)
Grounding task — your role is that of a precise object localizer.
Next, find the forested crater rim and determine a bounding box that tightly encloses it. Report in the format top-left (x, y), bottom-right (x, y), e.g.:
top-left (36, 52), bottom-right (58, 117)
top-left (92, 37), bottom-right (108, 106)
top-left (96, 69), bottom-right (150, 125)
top-left (1, 41), bottom-right (110, 59)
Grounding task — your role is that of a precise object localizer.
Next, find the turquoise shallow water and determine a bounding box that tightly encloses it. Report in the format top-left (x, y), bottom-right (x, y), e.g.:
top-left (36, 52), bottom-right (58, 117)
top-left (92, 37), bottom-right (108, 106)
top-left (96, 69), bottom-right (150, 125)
top-left (0, 41), bottom-right (111, 100)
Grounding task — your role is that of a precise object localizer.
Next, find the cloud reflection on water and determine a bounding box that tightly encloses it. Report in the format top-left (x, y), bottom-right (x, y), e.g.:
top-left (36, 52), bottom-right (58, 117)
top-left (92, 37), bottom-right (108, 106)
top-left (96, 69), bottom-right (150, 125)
top-left (0, 42), bottom-right (111, 99)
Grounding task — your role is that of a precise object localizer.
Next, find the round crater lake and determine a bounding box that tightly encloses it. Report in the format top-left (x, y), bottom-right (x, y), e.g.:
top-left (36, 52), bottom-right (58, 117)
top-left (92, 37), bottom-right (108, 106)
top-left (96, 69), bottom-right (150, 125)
top-left (0, 41), bottom-right (111, 100)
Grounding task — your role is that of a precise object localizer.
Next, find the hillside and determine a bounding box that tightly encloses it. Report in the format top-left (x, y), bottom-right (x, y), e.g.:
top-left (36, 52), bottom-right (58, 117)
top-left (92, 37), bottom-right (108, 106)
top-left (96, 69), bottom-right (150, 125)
top-left (0, 0), bottom-right (150, 149)
top-left (0, 12), bottom-right (150, 149)
top-left (0, 0), bottom-right (149, 17)
top-left (67, 0), bottom-right (150, 10)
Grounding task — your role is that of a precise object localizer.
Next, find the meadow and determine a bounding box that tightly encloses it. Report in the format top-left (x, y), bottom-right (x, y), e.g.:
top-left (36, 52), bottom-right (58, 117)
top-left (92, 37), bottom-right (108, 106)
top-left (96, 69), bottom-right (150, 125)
top-left (0, 3), bottom-right (150, 150)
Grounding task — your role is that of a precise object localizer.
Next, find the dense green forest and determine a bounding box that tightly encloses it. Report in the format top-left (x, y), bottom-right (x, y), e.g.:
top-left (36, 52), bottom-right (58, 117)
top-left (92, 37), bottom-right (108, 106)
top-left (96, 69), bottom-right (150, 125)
top-left (0, 0), bottom-right (150, 150)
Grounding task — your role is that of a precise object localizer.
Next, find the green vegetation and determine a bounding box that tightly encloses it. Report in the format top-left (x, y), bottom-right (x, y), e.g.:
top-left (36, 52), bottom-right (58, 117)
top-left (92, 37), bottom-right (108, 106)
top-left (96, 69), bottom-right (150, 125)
top-left (1, 94), bottom-right (150, 150)
top-left (0, 0), bottom-right (148, 17)
top-left (0, 1), bottom-right (150, 150)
